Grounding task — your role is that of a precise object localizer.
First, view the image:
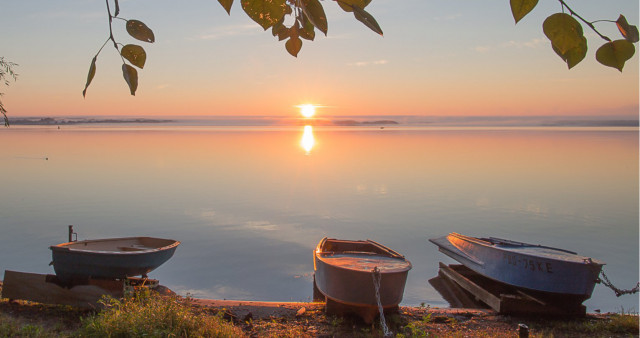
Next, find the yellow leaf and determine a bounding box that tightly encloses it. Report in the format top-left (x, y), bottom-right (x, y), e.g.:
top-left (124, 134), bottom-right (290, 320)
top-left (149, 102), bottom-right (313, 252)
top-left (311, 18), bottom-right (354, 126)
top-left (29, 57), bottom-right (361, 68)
top-left (301, 0), bottom-right (327, 36)
top-left (218, 0), bottom-right (233, 15)
top-left (286, 36), bottom-right (302, 57)
top-left (510, 0), bottom-right (538, 24)
top-left (543, 13), bottom-right (583, 54)
top-left (552, 36), bottom-right (587, 69)
top-left (122, 64), bottom-right (138, 95)
top-left (82, 56), bottom-right (97, 98)
top-left (121, 44), bottom-right (147, 69)
top-left (337, 0), bottom-right (371, 13)
top-left (241, 0), bottom-right (287, 30)
top-left (126, 20), bottom-right (155, 43)
top-left (596, 40), bottom-right (636, 72)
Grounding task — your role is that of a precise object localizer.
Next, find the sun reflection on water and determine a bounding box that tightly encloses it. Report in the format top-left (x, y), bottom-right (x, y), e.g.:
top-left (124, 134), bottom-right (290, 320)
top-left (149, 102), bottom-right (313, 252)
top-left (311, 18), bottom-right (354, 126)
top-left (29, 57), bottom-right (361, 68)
top-left (300, 125), bottom-right (315, 154)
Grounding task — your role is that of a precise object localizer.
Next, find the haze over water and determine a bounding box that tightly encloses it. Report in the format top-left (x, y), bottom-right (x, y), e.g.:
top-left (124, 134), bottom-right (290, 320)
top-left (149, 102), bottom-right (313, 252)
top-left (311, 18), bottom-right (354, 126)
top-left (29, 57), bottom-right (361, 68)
top-left (1, 116), bottom-right (638, 312)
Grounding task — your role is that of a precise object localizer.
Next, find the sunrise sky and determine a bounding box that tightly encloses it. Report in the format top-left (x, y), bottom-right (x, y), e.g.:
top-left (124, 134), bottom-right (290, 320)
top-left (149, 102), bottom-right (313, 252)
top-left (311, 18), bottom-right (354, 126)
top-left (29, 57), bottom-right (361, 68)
top-left (1, 0), bottom-right (638, 118)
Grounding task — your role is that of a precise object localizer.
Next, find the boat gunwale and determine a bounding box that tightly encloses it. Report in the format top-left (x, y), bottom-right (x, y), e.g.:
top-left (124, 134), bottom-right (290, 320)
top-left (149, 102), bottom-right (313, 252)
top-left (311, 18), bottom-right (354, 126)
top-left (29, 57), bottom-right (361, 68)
top-left (315, 237), bottom-right (412, 273)
top-left (446, 233), bottom-right (604, 266)
top-left (50, 236), bottom-right (181, 255)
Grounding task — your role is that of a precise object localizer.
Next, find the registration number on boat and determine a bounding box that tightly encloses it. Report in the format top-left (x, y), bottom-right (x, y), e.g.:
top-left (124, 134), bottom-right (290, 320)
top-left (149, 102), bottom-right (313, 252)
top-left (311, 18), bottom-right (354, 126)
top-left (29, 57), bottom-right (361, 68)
top-left (503, 253), bottom-right (553, 273)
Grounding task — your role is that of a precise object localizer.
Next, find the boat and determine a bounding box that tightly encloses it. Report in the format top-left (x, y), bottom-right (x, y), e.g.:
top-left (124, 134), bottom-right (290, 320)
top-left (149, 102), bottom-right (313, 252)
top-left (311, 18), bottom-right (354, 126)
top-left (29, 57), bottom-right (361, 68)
top-left (428, 232), bottom-right (604, 303)
top-left (313, 237), bottom-right (412, 321)
top-left (50, 234), bottom-right (180, 283)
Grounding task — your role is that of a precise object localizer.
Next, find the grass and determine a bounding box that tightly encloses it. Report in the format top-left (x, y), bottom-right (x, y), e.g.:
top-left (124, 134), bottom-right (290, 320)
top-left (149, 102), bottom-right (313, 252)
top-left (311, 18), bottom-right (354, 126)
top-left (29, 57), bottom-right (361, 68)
top-left (76, 290), bottom-right (245, 337)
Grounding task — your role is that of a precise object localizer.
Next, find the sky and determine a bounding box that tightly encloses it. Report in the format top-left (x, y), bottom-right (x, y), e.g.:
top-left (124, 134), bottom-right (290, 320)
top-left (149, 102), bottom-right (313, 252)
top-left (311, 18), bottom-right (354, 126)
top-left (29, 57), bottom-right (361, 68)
top-left (0, 0), bottom-right (638, 118)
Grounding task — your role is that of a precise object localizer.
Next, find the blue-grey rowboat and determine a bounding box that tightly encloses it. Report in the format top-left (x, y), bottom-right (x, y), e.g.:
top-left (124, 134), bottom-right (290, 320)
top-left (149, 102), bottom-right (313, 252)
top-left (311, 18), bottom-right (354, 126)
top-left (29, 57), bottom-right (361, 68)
top-left (429, 233), bottom-right (604, 303)
top-left (313, 237), bottom-right (412, 310)
top-left (50, 237), bottom-right (180, 282)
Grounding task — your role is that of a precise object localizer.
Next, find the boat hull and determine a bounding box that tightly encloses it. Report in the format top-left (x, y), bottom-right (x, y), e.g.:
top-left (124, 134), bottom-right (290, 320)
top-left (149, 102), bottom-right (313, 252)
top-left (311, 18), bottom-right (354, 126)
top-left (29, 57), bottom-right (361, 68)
top-left (429, 233), bottom-right (603, 303)
top-left (313, 238), bottom-right (411, 309)
top-left (50, 237), bottom-right (180, 282)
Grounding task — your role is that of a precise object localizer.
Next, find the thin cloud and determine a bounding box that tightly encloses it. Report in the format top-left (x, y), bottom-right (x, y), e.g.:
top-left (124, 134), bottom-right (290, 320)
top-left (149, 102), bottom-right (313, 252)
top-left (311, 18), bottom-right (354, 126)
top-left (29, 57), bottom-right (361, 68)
top-left (348, 60), bottom-right (388, 67)
top-left (190, 24), bottom-right (260, 40)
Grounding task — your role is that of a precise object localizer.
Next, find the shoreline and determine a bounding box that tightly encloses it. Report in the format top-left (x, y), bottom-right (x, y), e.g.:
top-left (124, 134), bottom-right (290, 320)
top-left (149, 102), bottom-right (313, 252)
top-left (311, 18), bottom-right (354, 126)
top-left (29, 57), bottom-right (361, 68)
top-left (1, 279), bottom-right (638, 337)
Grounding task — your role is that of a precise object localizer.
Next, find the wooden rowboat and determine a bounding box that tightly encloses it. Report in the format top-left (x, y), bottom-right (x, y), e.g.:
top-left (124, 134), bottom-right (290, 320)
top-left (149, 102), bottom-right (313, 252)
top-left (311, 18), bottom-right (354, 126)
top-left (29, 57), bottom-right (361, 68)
top-left (429, 233), bottom-right (604, 303)
top-left (50, 236), bottom-right (180, 283)
top-left (313, 237), bottom-right (412, 322)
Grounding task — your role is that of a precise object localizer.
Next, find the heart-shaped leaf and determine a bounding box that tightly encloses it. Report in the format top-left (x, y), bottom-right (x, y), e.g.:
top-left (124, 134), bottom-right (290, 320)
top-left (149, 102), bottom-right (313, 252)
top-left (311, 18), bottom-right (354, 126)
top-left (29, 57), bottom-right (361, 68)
top-left (82, 56), bottom-right (97, 98)
top-left (122, 64), bottom-right (138, 95)
top-left (121, 44), bottom-right (147, 69)
top-left (286, 35), bottom-right (302, 57)
top-left (543, 13), bottom-right (583, 54)
top-left (300, 0), bottom-right (327, 36)
top-left (241, 0), bottom-right (287, 30)
top-left (510, 0), bottom-right (538, 24)
top-left (353, 5), bottom-right (383, 36)
top-left (218, 0), bottom-right (233, 15)
top-left (552, 36), bottom-right (587, 69)
top-left (596, 40), bottom-right (636, 72)
top-left (616, 15), bottom-right (639, 43)
top-left (126, 20), bottom-right (155, 43)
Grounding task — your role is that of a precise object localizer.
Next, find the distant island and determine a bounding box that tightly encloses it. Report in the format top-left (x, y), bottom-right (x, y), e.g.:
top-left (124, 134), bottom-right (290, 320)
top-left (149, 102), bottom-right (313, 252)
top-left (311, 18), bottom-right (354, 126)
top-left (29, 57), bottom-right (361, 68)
top-left (332, 120), bottom-right (399, 126)
top-left (10, 117), bottom-right (175, 125)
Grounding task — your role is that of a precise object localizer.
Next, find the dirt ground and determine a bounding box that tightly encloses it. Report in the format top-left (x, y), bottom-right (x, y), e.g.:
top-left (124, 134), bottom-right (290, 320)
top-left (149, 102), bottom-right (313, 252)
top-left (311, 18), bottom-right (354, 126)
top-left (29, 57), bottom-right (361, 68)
top-left (1, 280), bottom-right (638, 337)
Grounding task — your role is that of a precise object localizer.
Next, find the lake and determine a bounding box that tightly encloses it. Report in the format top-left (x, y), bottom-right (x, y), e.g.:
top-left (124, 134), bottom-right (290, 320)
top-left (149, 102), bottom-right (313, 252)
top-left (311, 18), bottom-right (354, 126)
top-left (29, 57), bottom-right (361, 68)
top-left (0, 120), bottom-right (638, 312)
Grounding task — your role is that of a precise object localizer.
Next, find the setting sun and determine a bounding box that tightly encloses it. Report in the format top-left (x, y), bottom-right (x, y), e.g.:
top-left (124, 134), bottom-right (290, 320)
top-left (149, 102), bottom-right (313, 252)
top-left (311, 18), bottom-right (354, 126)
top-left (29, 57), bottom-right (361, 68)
top-left (299, 104), bottom-right (316, 118)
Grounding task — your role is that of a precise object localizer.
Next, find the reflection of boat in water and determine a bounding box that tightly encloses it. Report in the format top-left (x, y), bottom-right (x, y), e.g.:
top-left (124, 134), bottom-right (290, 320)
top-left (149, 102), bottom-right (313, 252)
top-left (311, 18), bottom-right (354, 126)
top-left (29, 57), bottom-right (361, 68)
top-left (50, 231), bottom-right (180, 283)
top-left (313, 237), bottom-right (411, 322)
top-left (429, 233), bottom-right (604, 304)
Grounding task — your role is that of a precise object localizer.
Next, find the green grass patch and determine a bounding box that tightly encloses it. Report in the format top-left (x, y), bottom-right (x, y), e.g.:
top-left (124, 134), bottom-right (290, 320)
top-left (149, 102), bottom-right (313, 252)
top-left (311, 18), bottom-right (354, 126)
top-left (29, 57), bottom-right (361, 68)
top-left (77, 290), bottom-right (244, 337)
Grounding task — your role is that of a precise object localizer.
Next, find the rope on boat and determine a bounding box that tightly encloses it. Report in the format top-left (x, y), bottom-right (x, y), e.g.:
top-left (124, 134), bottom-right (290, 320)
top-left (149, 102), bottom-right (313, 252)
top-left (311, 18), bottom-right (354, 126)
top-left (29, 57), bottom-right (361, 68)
top-left (598, 270), bottom-right (640, 297)
top-left (372, 267), bottom-right (392, 337)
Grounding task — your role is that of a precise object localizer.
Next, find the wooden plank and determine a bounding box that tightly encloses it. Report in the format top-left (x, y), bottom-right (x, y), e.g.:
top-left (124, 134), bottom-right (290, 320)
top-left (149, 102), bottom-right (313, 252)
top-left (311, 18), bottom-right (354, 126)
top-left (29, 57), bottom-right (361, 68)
top-left (437, 262), bottom-right (502, 312)
top-left (429, 275), bottom-right (486, 309)
top-left (1, 270), bottom-right (123, 308)
top-left (436, 263), bottom-right (587, 317)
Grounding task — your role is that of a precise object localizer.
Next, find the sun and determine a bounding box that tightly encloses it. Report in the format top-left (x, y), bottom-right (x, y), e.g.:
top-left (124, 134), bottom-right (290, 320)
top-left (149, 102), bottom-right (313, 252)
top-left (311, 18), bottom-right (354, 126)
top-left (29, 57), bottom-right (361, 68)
top-left (299, 104), bottom-right (316, 118)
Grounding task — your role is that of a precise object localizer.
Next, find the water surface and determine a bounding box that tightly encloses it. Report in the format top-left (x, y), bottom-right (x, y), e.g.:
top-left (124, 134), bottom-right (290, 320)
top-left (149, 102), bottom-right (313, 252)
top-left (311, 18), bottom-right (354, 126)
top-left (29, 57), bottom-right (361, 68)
top-left (0, 124), bottom-right (637, 312)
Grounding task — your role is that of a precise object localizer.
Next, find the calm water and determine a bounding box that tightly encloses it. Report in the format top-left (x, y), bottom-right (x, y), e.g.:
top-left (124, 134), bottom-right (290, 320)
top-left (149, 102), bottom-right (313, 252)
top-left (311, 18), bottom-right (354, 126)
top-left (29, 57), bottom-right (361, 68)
top-left (0, 123), bottom-right (638, 312)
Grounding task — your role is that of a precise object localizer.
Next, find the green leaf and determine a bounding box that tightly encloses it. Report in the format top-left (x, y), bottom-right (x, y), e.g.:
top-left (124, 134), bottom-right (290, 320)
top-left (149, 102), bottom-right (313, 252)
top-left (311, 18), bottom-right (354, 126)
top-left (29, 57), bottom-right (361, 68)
top-left (300, 0), bottom-right (327, 36)
top-left (126, 20), bottom-right (155, 43)
top-left (543, 13), bottom-right (583, 54)
top-left (510, 0), bottom-right (538, 24)
top-left (122, 64), bottom-right (138, 95)
top-left (241, 0), bottom-right (287, 30)
top-left (218, 0), bottom-right (233, 15)
top-left (596, 40), bottom-right (636, 72)
top-left (616, 15), bottom-right (639, 43)
top-left (121, 44), bottom-right (147, 69)
top-left (353, 5), bottom-right (383, 36)
top-left (299, 14), bottom-right (316, 41)
top-left (82, 56), bottom-right (97, 98)
top-left (552, 36), bottom-right (586, 69)
top-left (286, 36), bottom-right (302, 57)
top-left (337, 0), bottom-right (371, 13)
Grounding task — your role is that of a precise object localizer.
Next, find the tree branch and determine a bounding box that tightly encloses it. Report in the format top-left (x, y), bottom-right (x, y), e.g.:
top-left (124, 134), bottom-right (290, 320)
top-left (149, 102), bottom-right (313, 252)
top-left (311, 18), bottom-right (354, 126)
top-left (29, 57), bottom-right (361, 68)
top-left (559, 0), bottom-right (611, 41)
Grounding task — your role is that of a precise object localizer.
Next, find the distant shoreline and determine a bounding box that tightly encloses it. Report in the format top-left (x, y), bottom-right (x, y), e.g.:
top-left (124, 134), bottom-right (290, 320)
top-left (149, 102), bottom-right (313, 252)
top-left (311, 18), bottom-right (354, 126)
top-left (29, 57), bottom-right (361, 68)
top-left (9, 117), bottom-right (175, 125)
top-left (5, 115), bottom-right (638, 128)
